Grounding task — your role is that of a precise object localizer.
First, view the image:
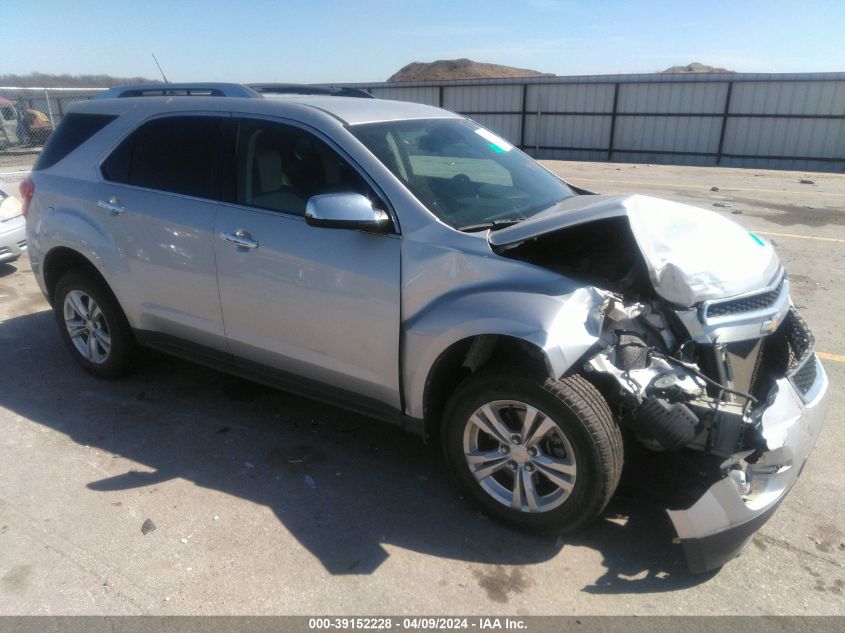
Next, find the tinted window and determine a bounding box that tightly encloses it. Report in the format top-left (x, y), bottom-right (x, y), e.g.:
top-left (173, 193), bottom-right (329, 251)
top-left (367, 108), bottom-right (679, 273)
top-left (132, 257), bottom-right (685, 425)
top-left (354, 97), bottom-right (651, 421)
top-left (34, 113), bottom-right (116, 171)
top-left (232, 119), bottom-right (368, 216)
top-left (102, 116), bottom-right (226, 199)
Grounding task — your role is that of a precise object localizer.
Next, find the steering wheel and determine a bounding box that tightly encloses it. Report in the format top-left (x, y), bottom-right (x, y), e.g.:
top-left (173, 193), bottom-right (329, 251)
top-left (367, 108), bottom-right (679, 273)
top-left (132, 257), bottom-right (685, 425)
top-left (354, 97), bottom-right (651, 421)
top-left (448, 173), bottom-right (476, 197)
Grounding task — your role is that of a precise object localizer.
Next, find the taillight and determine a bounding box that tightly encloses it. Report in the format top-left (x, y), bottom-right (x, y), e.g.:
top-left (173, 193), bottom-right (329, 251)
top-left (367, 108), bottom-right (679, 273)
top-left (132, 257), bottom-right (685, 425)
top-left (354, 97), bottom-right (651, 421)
top-left (19, 177), bottom-right (34, 217)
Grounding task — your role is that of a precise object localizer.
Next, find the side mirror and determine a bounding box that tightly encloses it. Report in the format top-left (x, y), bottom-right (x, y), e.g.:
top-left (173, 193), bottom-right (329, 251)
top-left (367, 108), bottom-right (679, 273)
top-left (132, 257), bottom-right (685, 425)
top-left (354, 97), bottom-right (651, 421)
top-left (305, 192), bottom-right (391, 233)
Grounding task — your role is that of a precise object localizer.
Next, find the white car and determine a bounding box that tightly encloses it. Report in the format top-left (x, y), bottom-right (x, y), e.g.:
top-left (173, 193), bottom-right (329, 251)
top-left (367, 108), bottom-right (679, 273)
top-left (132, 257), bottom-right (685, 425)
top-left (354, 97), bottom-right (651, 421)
top-left (0, 179), bottom-right (26, 264)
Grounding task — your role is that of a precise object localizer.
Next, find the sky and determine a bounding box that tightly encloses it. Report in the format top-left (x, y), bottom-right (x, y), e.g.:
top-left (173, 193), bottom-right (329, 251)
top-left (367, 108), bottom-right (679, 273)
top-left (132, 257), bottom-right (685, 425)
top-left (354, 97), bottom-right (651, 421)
top-left (4, 0), bottom-right (845, 83)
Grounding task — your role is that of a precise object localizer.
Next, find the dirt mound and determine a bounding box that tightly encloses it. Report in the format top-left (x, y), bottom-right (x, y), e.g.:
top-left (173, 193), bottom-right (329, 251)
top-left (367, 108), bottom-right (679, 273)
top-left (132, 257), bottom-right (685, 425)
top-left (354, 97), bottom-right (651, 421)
top-left (388, 58), bottom-right (553, 82)
top-left (660, 62), bottom-right (735, 74)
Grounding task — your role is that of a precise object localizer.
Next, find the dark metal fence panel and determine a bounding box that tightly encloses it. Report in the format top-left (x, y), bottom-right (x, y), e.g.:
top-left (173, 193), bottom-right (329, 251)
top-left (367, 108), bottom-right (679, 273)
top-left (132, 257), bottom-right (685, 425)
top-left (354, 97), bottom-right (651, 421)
top-left (340, 72), bottom-right (845, 172)
top-left (2, 76), bottom-right (843, 172)
top-left (367, 85), bottom-right (440, 106)
top-left (443, 84), bottom-right (522, 112)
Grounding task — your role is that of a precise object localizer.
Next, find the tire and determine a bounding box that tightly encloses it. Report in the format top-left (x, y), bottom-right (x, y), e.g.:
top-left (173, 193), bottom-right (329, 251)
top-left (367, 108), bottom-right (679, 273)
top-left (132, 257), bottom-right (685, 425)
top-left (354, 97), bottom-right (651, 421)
top-left (53, 268), bottom-right (137, 378)
top-left (442, 368), bottom-right (623, 535)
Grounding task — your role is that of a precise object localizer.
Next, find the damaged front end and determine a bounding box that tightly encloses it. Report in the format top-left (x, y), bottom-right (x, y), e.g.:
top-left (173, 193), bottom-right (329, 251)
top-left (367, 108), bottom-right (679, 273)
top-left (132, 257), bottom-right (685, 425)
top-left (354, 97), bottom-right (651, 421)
top-left (491, 195), bottom-right (829, 572)
top-left (585, 287), bottom-right (828, 572)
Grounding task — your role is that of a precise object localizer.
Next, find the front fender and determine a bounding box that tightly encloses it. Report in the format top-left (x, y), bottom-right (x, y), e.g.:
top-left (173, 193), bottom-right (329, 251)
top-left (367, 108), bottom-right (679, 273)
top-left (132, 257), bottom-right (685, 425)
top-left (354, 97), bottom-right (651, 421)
top-left (403, 285), bottom-right (607, 419)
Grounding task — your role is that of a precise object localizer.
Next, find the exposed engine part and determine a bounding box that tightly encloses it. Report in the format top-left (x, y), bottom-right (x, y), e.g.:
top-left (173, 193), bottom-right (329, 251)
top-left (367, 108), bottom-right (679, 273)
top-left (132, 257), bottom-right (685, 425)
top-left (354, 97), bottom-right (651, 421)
top-left (628, 397), bottom-right (699, 452)
top-left (652, 350), bottom-right (758, 406)
top-left (587, 346), bottom-right (706, 402)
top-left (585, 295), bottom-right (760, 456)
top-left (616, 332), bottom-right (649, 370)
top-left (498, 216), bottom-right (650, 297)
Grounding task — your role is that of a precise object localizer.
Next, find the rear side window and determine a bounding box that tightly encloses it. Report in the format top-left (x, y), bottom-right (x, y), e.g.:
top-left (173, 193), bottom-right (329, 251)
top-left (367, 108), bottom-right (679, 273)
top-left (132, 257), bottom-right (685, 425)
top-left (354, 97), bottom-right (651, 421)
top-left (102, 116), bottom-right (226, 199)
top-left (33, 113), bottom-right (116, 171)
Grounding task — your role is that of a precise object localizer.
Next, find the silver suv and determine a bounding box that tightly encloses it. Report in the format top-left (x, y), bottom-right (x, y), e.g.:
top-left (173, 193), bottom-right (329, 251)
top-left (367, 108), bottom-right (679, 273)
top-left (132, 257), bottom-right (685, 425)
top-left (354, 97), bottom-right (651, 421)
top-left (23, 83), bottom-right (828, 572)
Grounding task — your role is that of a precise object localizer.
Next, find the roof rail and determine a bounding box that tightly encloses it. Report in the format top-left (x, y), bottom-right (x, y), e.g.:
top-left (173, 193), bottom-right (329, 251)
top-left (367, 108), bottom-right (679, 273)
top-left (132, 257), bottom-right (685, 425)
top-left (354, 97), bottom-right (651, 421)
top-left (248, 83), bottom-right (374, 99)
top-left (94, 83), bottom-right (261, 99)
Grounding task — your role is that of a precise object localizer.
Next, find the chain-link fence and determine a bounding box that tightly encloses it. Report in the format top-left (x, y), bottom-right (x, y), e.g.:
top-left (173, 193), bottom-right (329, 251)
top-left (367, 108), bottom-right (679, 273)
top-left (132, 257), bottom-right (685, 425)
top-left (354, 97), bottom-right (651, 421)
top-left (0, 87), bottom-right (105, 166)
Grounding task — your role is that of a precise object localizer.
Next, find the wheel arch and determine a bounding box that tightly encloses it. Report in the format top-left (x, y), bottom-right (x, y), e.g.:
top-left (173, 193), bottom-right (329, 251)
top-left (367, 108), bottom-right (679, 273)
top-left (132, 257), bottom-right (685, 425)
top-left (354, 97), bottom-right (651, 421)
top-left (403, 286), bottom-right (607, 430)
top-left (42, 246), bottom-right (109, 303)
top-left (421, 334), bottom-right (552, 443)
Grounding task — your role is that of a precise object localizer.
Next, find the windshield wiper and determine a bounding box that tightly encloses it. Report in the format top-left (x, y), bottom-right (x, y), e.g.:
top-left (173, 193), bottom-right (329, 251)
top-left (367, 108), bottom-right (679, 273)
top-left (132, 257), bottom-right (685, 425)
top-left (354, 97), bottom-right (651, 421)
top-left (458, 218), bottom-right (524, 233)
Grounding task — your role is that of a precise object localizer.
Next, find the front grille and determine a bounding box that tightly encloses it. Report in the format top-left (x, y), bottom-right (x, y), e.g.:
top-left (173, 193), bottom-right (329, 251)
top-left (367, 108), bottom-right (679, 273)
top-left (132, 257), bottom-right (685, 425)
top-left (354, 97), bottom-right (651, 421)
top-left (790, 353), bottom-right (818, 396)
top-left (706, 276), bottom-right (785, 318)
top-left (749, 307), bottom-right (817, 401)
top-left (16, 239), bottom-right (26, 249)
top-left (784, 308), bottom-right (814, 370)
top-left (0, 246), bottom-right (10, 255)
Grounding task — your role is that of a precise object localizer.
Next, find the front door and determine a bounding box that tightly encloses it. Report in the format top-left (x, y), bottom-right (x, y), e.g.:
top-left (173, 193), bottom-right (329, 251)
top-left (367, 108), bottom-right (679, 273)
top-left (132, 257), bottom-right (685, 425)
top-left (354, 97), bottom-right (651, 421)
top-left (214, 118), bottom-right (402, 413)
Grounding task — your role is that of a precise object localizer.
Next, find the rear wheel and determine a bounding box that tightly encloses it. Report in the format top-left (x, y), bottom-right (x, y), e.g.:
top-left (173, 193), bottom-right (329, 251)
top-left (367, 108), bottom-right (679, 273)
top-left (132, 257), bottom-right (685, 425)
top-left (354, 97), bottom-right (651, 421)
top-left (53, 269), bottom-right (137, 378)
top-left (442, 369), bottom-right (623, 534)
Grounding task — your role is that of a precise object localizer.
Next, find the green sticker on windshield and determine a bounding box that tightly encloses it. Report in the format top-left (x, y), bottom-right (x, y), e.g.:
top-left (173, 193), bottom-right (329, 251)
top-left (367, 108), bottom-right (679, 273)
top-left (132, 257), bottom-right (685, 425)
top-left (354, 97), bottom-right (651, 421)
top-left (749, 232), bottom-right (765, 246)
top-left (475, 128), bottom-right (513, 152)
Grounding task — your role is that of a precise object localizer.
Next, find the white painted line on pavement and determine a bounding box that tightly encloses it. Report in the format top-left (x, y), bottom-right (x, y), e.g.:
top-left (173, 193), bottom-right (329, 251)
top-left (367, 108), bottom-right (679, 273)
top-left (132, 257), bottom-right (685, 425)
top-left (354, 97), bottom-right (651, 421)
top-left (565, 176), bottom-right (845, 199)
top-left (754, 231), bottom-right (844, 244)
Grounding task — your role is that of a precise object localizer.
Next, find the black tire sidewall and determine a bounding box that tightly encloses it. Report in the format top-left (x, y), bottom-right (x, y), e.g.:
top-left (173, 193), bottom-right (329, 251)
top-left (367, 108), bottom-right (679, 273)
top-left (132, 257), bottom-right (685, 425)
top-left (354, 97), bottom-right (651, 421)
top-left (53, 270), bottom-right (136, 378)
top-left (442, 371), bottom-right (610, 534)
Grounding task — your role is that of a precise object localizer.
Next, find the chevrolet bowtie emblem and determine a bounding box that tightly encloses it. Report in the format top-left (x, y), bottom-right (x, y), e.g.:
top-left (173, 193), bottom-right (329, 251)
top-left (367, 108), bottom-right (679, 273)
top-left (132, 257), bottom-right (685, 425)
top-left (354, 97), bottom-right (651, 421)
top-left (761, 317), bottom-right (781, 334)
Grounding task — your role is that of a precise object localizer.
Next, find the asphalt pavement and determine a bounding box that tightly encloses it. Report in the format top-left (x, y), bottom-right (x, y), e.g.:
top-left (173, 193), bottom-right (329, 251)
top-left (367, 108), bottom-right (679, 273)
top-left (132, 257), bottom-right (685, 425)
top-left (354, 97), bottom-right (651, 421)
top-left (0, 160), bottom-right (842, 614)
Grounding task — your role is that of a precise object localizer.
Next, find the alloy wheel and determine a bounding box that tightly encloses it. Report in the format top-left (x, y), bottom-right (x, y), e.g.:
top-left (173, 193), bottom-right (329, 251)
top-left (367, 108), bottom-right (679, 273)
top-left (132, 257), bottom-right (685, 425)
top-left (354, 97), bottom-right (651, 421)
top-left (63, 290), bottom-right (111, 364)
top-left (462, 400), bottom-right (577, 513)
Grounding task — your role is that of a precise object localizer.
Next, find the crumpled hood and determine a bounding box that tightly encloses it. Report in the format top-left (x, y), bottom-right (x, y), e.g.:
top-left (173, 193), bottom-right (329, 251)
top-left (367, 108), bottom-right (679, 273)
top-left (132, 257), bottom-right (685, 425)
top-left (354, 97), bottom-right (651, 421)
top-left (489, 194), bottom-right (781, 307)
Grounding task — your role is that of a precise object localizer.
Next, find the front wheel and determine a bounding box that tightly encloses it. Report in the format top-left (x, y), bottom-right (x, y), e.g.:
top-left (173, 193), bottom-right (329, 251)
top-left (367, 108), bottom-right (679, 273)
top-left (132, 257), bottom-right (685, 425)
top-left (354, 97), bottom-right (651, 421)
top-left (442, 370), bottom-right (623, 534)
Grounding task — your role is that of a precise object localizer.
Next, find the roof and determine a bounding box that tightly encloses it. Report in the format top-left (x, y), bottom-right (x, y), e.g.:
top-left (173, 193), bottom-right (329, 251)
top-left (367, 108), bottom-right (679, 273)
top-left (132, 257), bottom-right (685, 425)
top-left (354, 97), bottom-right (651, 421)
top-left (261, 95), bottom-right (458, 125)
top-left (73, 93), bottom-right (460, 126)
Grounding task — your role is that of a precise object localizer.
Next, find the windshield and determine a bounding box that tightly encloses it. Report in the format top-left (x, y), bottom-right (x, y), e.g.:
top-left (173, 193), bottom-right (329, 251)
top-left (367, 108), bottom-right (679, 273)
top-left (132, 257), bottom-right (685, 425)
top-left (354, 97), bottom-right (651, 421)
top-left (350, 118), bottom-right (575, 230)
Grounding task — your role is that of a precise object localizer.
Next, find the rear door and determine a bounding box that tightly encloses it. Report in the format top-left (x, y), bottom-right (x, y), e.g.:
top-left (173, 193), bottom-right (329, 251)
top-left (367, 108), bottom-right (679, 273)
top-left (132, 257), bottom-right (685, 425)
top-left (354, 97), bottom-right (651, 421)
top-left (99, 114), bottom-right (230, 351)
top-left (214, 117), bottom-right (402, 413)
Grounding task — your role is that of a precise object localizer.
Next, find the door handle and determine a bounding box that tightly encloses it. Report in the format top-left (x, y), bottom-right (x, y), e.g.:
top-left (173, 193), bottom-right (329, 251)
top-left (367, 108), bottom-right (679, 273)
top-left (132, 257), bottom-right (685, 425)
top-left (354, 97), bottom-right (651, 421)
top-left (97, 197), bottom-right (125, 215)
top-left (221, 229), bottom-right (259, 249)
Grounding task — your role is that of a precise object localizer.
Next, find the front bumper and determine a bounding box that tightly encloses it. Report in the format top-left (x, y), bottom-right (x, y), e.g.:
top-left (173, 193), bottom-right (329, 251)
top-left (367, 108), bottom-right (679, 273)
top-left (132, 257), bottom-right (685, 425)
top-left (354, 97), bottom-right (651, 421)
top-left (667, 355), bottom-right (829, 572)
top-left (0, 215), bottom-right (27, 263)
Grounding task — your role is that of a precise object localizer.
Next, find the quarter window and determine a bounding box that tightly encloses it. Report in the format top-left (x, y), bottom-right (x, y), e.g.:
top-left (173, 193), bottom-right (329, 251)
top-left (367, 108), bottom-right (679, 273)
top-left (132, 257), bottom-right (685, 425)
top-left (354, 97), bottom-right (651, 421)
top-left (102, 116), bottom-right (226, 199)
top-left (232, 119), bottom-right (369, 216)
top-left (34, 113), bottom-right (117, 171)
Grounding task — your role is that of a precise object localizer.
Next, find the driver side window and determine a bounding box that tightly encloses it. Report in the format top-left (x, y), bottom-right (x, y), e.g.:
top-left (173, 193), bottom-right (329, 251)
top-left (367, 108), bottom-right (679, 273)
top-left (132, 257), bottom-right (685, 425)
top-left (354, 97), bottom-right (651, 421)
top-left (234, 119), bottom-right (369, 216)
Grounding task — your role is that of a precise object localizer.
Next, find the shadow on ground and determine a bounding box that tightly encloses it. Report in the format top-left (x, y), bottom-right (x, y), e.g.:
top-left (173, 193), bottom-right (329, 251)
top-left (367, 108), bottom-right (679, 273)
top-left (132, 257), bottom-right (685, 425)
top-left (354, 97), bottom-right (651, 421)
top-left (0, 310), bottom-right (717, 594)
top-left (0, 262), bottom-right (19, 279)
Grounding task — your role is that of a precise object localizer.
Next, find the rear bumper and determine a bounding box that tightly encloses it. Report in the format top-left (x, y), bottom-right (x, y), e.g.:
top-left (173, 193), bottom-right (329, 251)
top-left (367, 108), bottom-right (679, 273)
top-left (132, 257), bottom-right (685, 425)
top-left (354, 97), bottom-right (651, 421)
top-left (0, 215), bottom-right (26, 263)
top-left (667, 356), bottom-right (829, 573)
